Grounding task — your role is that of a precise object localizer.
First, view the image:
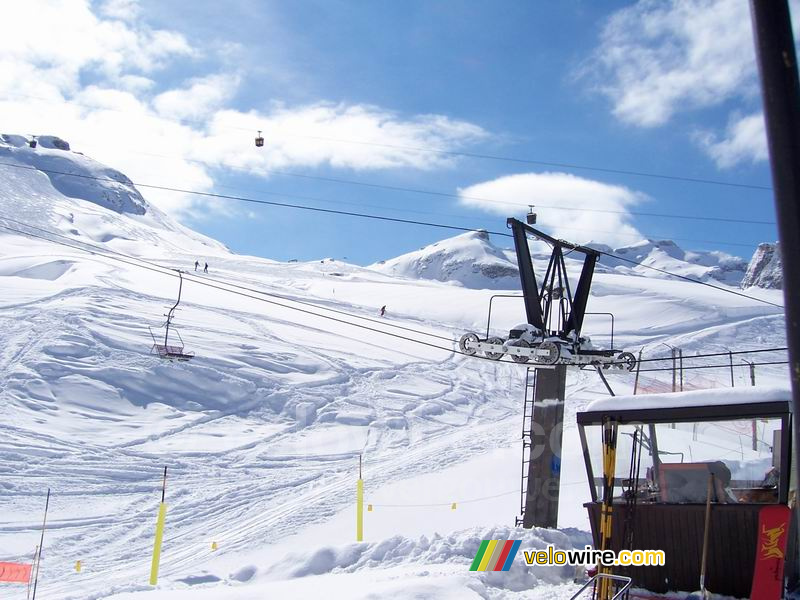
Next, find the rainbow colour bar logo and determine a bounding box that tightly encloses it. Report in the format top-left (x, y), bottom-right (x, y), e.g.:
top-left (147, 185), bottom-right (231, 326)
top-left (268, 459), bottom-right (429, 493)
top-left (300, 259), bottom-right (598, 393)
top-left (469, 540), bottom-right (521, 571)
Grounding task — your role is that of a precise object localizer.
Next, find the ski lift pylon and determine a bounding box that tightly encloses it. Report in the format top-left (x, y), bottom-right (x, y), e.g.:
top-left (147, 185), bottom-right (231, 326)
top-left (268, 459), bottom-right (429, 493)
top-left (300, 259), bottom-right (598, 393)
top-left (458, 218), bottom-right (637, 370)
top-left (149, 270), bottom-right (195, 361)
top-left (255, 130), bottom-right (264, 147)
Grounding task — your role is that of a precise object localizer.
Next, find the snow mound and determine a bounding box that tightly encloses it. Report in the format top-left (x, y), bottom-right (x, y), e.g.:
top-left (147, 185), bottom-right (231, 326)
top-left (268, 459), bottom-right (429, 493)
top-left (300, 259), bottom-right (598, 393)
top-left (264, 525), bottom-right (592, 592)
top-left (369, 230), bottom-right (520, 290)
top-left (0, 257), bottom-right (75, 280)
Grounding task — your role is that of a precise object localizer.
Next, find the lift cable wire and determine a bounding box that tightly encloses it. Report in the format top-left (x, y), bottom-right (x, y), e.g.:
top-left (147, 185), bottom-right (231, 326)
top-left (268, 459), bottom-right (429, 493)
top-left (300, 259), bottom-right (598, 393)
top-left (0, 222), bottom-right (508, 362)
top-left (22, 138), bottom-right (778, 228)
top-left (193, 271), bottom-right (456, 342)
top-left (604, 348), bottom-right (788, 370)
top-left (632, 346), bottom-right (788, 366)
top-left (0, 219), bottom-right (788, 372)
top-left (637, 360), bottom-right (788, 373)
top-left (593, 249), bottom-right (784, 309)
top-left (259, 136), bottom-right (774, 193)
top-left (0, 161), bottom-right (783, 309)
top-left (8, 91), bottom-right (772, 192)
top-left (0, 161), bottom-right (505, 237)
top-left (0, 161), bottom-right (769, 252)
top-left (0, 216), bottom-right (458, 344)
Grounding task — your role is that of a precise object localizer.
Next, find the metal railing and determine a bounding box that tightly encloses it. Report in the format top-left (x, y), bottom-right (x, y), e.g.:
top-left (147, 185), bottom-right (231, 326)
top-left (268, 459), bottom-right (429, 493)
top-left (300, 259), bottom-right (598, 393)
top-left (569, 573), bottom-right (632, 600)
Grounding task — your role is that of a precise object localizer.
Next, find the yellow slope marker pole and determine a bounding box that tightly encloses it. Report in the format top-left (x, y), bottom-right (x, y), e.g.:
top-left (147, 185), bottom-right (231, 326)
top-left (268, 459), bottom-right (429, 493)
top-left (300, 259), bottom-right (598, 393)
top-left (356, 455), bottom-right (364, 542)
top-left (596, 419), bottom-right (618, 600)
top-left (149, 466), bottom-right (168, 586)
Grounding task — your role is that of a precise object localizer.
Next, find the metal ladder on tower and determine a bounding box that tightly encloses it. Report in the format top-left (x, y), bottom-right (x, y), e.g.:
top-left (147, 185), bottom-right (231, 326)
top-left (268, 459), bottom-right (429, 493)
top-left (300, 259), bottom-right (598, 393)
top-left (516, 367), bottom-right (537, 526)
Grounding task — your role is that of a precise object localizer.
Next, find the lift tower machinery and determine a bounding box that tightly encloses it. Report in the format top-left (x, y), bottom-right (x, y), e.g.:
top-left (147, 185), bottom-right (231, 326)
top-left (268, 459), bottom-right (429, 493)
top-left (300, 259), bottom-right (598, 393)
top-left (459, 218), bottom-right (637, 529)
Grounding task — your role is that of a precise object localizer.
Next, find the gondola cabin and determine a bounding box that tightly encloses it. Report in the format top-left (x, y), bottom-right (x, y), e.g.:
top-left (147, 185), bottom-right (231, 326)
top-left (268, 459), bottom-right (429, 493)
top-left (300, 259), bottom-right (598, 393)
top-left (577, 386), bottom-right (795, 597)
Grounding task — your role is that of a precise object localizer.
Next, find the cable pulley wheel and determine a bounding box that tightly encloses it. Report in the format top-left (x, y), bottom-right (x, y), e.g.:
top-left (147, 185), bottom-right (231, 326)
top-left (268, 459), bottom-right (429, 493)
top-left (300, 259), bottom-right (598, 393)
top-left (483, 336), bottom-right (505, 360)
top-left (617, 351), bottom-right (637, 371)
top-left (510, 339), bottom-right (530, 364)
top-left (459, 332), bottom-right (479, 356)
top-left (535, 340), bottom-right (560, 365)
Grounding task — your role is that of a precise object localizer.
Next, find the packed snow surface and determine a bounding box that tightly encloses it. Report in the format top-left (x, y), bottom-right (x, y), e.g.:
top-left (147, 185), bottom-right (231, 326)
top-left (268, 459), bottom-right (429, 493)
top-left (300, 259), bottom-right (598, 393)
top-left (0, 141), bottom-right (789, 599)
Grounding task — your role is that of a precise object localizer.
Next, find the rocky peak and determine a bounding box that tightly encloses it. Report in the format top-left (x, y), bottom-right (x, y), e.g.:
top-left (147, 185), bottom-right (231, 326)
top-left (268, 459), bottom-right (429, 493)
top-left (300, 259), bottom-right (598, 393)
top-left (741, 242), bottom-right (782, 289)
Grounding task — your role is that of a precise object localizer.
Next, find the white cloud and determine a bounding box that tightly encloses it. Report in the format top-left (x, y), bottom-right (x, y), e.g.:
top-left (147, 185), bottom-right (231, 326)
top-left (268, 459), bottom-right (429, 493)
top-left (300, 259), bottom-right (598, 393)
top-left (695, 112), bottom-right (768, 168)
top-left (0, 1), bottom-right (488, 219)
top-left (116, 74), bottom-right (156, 93)
top-left (193, 103), bottom-right (487, 173)
top-left (584, 0), bottom-right (756, 128)
top-left (99, 0), bottom-right (141, 21)
top-left (581, 0), bottom-right (800, 167)
top-left (458, 172), bottom-right (646, 247)
top-left (153, 73), bottom-right (240, 120)
top-left (1, 1), bottom-right (193, 90)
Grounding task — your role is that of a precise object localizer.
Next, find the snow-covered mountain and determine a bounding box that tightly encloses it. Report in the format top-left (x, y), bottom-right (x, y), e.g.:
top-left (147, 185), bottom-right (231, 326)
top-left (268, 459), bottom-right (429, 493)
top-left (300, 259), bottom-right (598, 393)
top-left (369, 229), bottom-right (520, 289)
top-left (595, 239), bottom-right (748, 285)
top-left (0, 139), bottom-right (790, 600)
top-left (741, 242), bottom-right (782, 289)
top-left (0, 133), bottom-right (226, 256)
top-left (3, 133), bottom-right (148, 214)
top-left (369, 229), bottom-right (748, 289)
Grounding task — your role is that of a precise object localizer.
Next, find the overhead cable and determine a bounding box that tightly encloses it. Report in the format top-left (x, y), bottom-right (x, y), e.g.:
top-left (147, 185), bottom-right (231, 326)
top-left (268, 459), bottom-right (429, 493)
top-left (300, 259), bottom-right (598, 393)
top-left (0, 161), bottom-right (783, 309)
top-left (7, 91), bottom-right (772, 192)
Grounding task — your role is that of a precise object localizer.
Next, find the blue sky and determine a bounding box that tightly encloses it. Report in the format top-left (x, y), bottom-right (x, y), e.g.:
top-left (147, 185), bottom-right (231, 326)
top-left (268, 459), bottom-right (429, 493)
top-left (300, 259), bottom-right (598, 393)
top-left (1, 0), bottom-right (786, 264)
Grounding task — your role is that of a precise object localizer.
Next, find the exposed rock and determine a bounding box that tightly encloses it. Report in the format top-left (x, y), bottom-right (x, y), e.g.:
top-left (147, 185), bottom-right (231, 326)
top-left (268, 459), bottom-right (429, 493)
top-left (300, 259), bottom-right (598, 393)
top-left (741, 243), bottom-right (782, 289)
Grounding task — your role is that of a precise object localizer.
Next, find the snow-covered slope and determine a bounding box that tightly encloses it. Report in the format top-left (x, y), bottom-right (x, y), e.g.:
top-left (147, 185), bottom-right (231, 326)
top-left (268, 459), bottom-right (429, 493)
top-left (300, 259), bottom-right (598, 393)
top-left (0, 141), bottom-right (790, 599)
top-left (741, 242), bottom-right (782, 289)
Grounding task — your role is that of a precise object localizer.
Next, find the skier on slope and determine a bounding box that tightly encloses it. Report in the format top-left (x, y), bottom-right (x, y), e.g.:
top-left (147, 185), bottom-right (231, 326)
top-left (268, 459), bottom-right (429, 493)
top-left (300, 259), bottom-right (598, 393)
top-left (204, 262), bottom-right (209, 273)
top-left (194, 260), bottom-right (199, 271)
top-left (380, 305), bottom-right (386, 317)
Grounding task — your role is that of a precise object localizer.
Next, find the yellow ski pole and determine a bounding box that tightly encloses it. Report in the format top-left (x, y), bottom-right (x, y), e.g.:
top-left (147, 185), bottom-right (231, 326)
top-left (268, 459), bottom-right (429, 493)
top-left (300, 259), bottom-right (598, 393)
top-left (149, 467), bottom-right (168, 586)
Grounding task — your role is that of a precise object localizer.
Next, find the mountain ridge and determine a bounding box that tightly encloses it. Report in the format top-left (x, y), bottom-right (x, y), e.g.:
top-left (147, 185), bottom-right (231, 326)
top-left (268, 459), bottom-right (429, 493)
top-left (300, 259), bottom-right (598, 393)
top-left (371, 228), bottom-right (753, 290)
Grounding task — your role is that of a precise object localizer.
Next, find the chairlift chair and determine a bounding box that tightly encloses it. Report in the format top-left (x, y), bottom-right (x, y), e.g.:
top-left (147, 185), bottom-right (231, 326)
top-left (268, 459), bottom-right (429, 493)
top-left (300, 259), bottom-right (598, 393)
top-left (255, 130), bottom-right (264, 147)
top-left (526, 205), bottom-right (537, 225)
top-left (149, 270), bottom-right (195, 361)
